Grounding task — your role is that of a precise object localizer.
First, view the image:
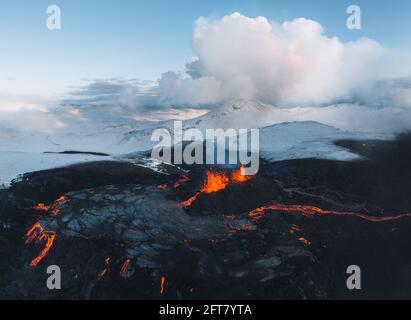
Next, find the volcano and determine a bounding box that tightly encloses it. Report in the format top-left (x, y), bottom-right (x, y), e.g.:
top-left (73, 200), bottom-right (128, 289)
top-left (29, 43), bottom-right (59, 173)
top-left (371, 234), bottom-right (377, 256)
top-left (0, 132), bottom-right (410, 299)
top-left (0, 99), bottom-right (409, 300)
top-left (0, 100), bottom-right (381, 187)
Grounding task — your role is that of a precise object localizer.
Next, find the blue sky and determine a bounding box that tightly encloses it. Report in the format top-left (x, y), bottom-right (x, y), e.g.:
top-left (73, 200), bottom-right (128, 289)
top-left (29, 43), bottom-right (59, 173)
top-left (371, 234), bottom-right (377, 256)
top-left (1, 0), bottom-right (410, 98)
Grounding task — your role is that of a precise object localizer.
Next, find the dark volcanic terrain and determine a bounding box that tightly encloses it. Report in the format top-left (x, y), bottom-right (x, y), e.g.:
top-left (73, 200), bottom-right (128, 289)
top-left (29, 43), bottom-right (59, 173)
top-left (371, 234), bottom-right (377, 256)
top-left (1, 134), bottom-right (411, 299)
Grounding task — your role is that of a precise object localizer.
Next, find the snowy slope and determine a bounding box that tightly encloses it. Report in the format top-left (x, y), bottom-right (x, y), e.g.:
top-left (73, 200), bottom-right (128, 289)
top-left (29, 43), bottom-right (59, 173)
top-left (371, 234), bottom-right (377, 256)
top-left (0, 104), bottom-right (165, 186)
top-left (182, 101), bottom-right (385, 162)
top-left (0, 101), bottom-right (390, 186)
top-left (183, 100), bottom-right (282, 130)
top-left (0, 151), bottom-right (106, 187)
top-left (258, 121), bottom-right (369, 162)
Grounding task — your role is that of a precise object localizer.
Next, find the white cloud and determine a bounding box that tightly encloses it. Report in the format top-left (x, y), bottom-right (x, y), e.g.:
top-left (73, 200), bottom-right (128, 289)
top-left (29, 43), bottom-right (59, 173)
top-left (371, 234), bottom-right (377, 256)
top-left (2, 12), bottom-right (411, 137)
top-left (59, 13), bottom-right (411, 113)
top-left (0, 94), bottom-right (63, 134)
top-left (157, 12), bottom-right (393, 107)
top-left (0, 108), bottom-right (64, 134)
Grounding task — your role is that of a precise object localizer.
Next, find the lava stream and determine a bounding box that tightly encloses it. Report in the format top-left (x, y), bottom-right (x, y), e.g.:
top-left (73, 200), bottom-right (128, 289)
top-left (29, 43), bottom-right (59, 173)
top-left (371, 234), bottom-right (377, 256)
top-left (33, 203), bottom-right (51, 211)
top-left (119, 259), bottom-right (132, 278)
top-left (160, 276), bottom-right (166, 294)
top-left (174, 174), bottom-right (190, 188)
top-left (182, 166), bottom-right (253, 207)
top-left (34, 196), bottom-right (69, 216)
top-left (247, 203), bottom-right (411, 223)
top-left (97, 257), bottom-right (111, 279)
top-left (231, 164), bottom-right (253, 183)
top-left (25, 222), bottom-right (56, 267)
top-left (298, 237), bottom-right (311, 245)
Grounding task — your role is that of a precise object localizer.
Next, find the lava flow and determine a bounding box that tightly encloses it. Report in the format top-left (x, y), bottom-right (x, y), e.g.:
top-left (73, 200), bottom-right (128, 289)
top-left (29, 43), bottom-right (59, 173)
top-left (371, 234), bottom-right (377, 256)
top-left (160, 276), bottom-right (166, 294)
top-left (33, 203), bottom-right (51, 211)
top-left (298, 237), bottom-right (311, 246)
top-left (182, 166), bottom-right (253, 207)
top-left (247, 203), bottom-right (411, 223)
top-left (231, 164), bottom-right (253, 183)
top-left (34, 196), bottom-right (69, 216)
top-left (174, 174), bottom-right (190, 188)
top-left (97, 257), bottom-right (111, 279)
top-left (119, 259), bottom-right (132, 278)
top-left (25, 222), bottom-right (56, 267)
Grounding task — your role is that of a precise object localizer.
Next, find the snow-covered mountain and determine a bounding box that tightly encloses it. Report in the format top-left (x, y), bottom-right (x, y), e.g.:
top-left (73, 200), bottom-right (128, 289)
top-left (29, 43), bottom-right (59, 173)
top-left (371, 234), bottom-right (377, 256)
top-left (0, 101), bottom-right (389, 186)
top-left (184, 100), bottom-right (281, 130)
top-left (120, 100), bottom-right (280, 148)
top-left (259, 121), bottom-right (367, 162)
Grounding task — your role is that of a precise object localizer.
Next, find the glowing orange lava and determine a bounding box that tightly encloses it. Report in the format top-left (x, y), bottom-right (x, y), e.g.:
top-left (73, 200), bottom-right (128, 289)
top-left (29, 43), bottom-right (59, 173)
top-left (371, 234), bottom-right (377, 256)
top-left (33, 196), bottom-right (68, 216)
top-left (182, 166), bottom-right (254, 207)
top-left (97, 257), bottom-right (111, 279)
top-left (25, 222), bottom-right (56, 267)
top-left (223, 203), bottom-right (411, 240)
top-left (160, 276), bottom-right (166, 294)
top-left (119, 259), bottom-right (131, 278)
top-left (247, 203), bottom-right (411, 223)
top-left (289, 224), bottom-right (302, 234)
top-left (33, 203), bottom-right (51, 212)
top-left (182, 170), bottom-right (229, 207)
top-left (174, 174), bottom-right (190, 188)
top-left (231, 164), bottom-right (253, 183)
top-left (206, 170), bottom-right (230, 192)
top-left (298, 237), bottom-right (311, 245)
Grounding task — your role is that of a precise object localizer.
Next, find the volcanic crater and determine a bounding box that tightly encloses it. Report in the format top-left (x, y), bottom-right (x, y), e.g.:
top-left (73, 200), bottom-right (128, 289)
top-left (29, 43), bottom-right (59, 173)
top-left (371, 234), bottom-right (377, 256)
top-left (1, 135), bottom-right (411, 299)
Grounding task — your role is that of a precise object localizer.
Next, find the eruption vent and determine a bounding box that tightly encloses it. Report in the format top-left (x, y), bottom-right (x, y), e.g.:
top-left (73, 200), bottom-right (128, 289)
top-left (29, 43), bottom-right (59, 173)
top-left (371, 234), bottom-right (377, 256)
top-left (182, 165), bottom-right (253, 207)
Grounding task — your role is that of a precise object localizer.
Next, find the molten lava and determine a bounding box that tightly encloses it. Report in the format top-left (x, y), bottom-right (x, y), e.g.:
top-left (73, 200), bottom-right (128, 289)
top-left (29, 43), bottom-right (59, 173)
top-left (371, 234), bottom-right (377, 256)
top-left (201, 170), bottom-right (230, 193)
top-left (289, 224), bottom-right (302, 234)
top-left (174, 174), bottom-right (190, 188)
top-left (33, 203), bottom-right (51, 212)
top-left (223, 203), bottom-right (411, 240)
top-left (33, 196), bottom-right (68, 216)
top-left (160, 276), bottom-right (166, 294)
top-left (182, 166), bottom-right (254, 207)
top-left (25, 222), bottom-right (56, 267)
top-left (97, 257), bottom-right (111, 279)
top-left (247, 203), bottom-right (411, 224)
top-left (298, 237), bottom-right (311, 246)
top-left (119, 259), bottom-right (132, 278)
top-left (182, 170), bottom-right (229, 207)
top-left (231, 164), bottom-right (253, 183)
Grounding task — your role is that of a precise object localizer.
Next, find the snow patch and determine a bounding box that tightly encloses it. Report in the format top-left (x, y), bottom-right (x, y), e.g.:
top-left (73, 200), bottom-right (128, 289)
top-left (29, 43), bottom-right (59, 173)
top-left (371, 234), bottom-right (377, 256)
top-left (0, 151), bottom-right (106, 187)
